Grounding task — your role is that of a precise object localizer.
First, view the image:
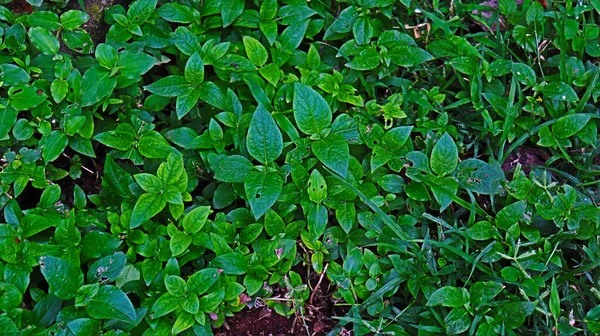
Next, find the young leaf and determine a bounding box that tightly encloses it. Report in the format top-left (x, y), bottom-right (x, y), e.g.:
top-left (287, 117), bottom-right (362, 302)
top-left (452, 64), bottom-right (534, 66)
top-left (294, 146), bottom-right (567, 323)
top-left (182, 206), bottom-right (212, 234)
top-left (184, 52), bottom-right (204, 84)
top-left (312, 134), bottom-right (349, 177)
top-left (130, 193), bottom-right (167, 228)
top-left (244, 171), bottom-right (283, 219)
top-left (243, 36), bottom-right (268, 67)
top-left (246, 104), bottom-right (283, 165)
top-left (293, 83), bottom-right (332, 136)
top-left (430, 133), bottom-right (458, 176)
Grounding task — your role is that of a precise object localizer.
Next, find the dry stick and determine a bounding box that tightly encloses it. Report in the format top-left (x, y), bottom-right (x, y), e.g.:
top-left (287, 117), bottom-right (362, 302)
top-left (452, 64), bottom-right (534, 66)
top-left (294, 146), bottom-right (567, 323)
top-left (309, 263), bottom-right (329, 306)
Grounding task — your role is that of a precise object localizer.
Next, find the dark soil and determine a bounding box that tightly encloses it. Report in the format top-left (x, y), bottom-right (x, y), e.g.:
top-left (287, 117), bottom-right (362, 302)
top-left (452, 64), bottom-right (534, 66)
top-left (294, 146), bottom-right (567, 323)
top-left (216, 265), bottom-right (344, 336)
top-left (501, 146), bottom-right (549, 174)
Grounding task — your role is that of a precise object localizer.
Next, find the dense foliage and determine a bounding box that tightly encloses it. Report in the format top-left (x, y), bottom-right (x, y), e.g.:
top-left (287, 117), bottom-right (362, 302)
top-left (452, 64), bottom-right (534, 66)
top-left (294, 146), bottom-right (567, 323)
top-left (0, 0), bottom-right (600, 334)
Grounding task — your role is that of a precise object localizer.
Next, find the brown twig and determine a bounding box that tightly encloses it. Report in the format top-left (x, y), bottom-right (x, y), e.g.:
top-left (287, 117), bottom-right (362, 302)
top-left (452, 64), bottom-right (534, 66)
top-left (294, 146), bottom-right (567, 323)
top-left (309, 263), bottom-right (329, 305)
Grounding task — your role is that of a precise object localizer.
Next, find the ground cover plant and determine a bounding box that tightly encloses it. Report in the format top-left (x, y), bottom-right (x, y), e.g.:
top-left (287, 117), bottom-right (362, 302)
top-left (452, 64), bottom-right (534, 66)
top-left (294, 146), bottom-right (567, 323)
top-left (0, 0), bottom-right (599, 334)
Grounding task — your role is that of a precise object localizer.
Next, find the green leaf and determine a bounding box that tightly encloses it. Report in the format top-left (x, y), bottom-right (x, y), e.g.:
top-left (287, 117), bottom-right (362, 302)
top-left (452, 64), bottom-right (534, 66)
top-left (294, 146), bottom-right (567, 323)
top-left (172, 312), bottom-right (195, 334)
top-left (293, 83), bottom-right (332, 136)
top-left (388, 45), bottom-right (434, 67)
top-left (312, 134), bottom-right (349, 177)
top-left (346, 48), bottom-right (380, 70)
top-left (552, 113), bottom-right (591, 139)
top-left (182, 206), bottom-right (212, 234)
top-left (470, 281), bottom-right (504, 309)
top-left (245, 171), bottom-right (283, 219)
top-left (103, 155), bottom-right (134, 198)
top-left (264, 209), bottom-right (285, 236)
top-left (41, 130), bottom-right (68, 164)
top-left (9, 85), bottom-right (47, 111)
top-left (60, 10), bottom-right (89, 30)
top-left (279, 20), bottom-right (309, 51)
top-left (550, 277), bottom-right (560, 319)
top-left (117, 51), bottom-right (156, 79)
top-left (430, 133), bottom-right (458, 176)
top-left (210, 252), bottom-right (248, 275)
top-left (130, 193), bottom-right (167, 228)
top-left (80, 66), bottom-right (117, 107)
top-left (157, 153), bottom-right (185, 187)
top-left (221, 0), bottom-right (244, 27)
top-left (138, 131), bottom-right (173, 159)
top-left (307, 169), bottom-right (327, 203)
top-left (243, 36), bottom-right (268, 67)
top-left (28, 27), bottom-right (59, 55)
top-left (0, 64), bottom-right (31, 86)
top-left (496, 201), bottom-right (526, 230)
top-left (144, 75), bottom-right (189, 97)
top-left (93, 123), bottom-right (136, 151)
top-left (210, 154), bottom-right (254, 183)
top-left (336, 202), bottom-right (355, 233)
top-left (134, 173), bottom-right (163, 193)
top-left (170, 230), bottom-right (192, 256)
top-left (150, 292), bottom-right (179, 319)
top-left (307, 203), bottom-right (328, 239)
top-left (176, 86), bottom-right (201, 119)
top-left (426, 286), bottom-right (470, 307)
top-left (0, 105), bottom-right (18, 138)
top-left (184, 52), bottom-right (204, 84)
top-left (39, 184), bottom-right (61, 208)
top-left (540, 82), bottom-right (579, 102)
top-left (445, 307), bottom-right (471, 334)
top-left (188, 268), bottom-right (220, 295)
top-left (28, 11), bottom-right (60, 30)
top-left (40, 256), bottom-right (83, 300)
top-left (499, 302), bottom-right (535, 328)
top-left (127, 0), bottom-right (158, 24)
top-left (157, 3), bottom-right (196, 23)
top-left (246, 104), bottom-right (283, 165)
top-left (343, 246), bottom-right (363, 276)
top-left (467, 221), bottom-right (494, 241)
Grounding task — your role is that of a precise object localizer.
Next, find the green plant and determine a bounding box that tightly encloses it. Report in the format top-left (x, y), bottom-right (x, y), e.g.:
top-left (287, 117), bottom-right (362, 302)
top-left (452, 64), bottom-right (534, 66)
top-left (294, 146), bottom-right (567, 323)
top-left (0, 0), bottom-right (599, 335)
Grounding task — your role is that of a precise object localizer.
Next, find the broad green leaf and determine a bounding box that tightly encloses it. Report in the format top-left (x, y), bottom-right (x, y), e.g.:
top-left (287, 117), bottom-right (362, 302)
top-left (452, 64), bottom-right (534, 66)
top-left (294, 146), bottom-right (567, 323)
top-left (496, 201), bottom-right (526, 230)
top-left (93, 123), bottom-right (136, 151)
top-left (388, 45), bottom-right (434, 67)
top-left (336, 202), bottom-right (356, 233)
top-left (430, 133), bottom-right (458, 176)
top-left (187, 268), bottom-right (220, 295)
top-left (307, 169), bottom-right (327, 203)
top-left (552, 113), bottom-right (591, 139)
top-left (312, 134), bottom-right (349, 177)
top-left (343, 246), bottom-right (363, 276)
top-left (467, 221), bottom-right (494, 241)
top-left (346, 48), bottom-right (380, 70)
top-left (41, 130), bottom-right (68, 164)
top-left (40, 256), bottom-right (83, 300)
top-left (445, 307), bottom-right (471, 334)
top-left (182, 206), bottom-right (212, 234)
top-left (184, 52), bottom-right (204, 84)
top-left (246, 104), bottom-right (283, 165)
top-left (470, 281), bottom-right (504, 308)
top-left (150, 292), bottom-right (179, 319)
top-left (130, 193), bottom-right (167, 228)
top-left (134, 173), bottom-right (163, 193)
top-left (127, 0), bottom-right (158, 24)
top-left (144, 75), bottom-right (189, 97)
top-left (9, 85), bottom-right (46, 111)
top-left (221, 0), bottom-right (244, 27)
top-left (307, 203), bottom-right (328, 239)
top-left (210, 154), bottom-right (254, 183)
top-left (0, 64), bottom-right (30, 86)
top-left (244, 171), bottom-right (283, 219)
top-left (138, 131), bottom-right (173, 159)
top-left (499, 302), bottom-right (535, 328)
top-left (60, 10), bottom-right (89, 30)
top-left (157, 3), bottom-right (196, 23)
top-left (279, 20), bottom-right (309, 51)
top-left (172, 312), bottom-right (195, 334)
top-left (264, 209), bottom-right (285, 236)
top-left (293, 83), bottom-right (332, 136)
top-left (550, 277), bottom-right (560, 319)
top-left (324, 6), bottom-right (357, 37)
top-left (28, 11), bottom-right (60, 31)
top-left (157, 153), bottom-right (185, 186)
top-left (243, 36), bottom-right (268, 67)
top-left (28, 27), bottom-right (59, 55)
top-left (176, 86), bottom-right (201, 119)
top-left (103, 155), bottom-right (133, 198)
top-left (210, 253), bottom-right (248, 275)
top-left (540, 82), bottom-right (578, 102)
top-left (426, 286), bottom-right (470, 308)
top-left (117, 51), bottom-right (156, 79)
top-left (0, 105), bottom-right (18, 138)
top-left (80, 66), bottom-right (117, 106)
